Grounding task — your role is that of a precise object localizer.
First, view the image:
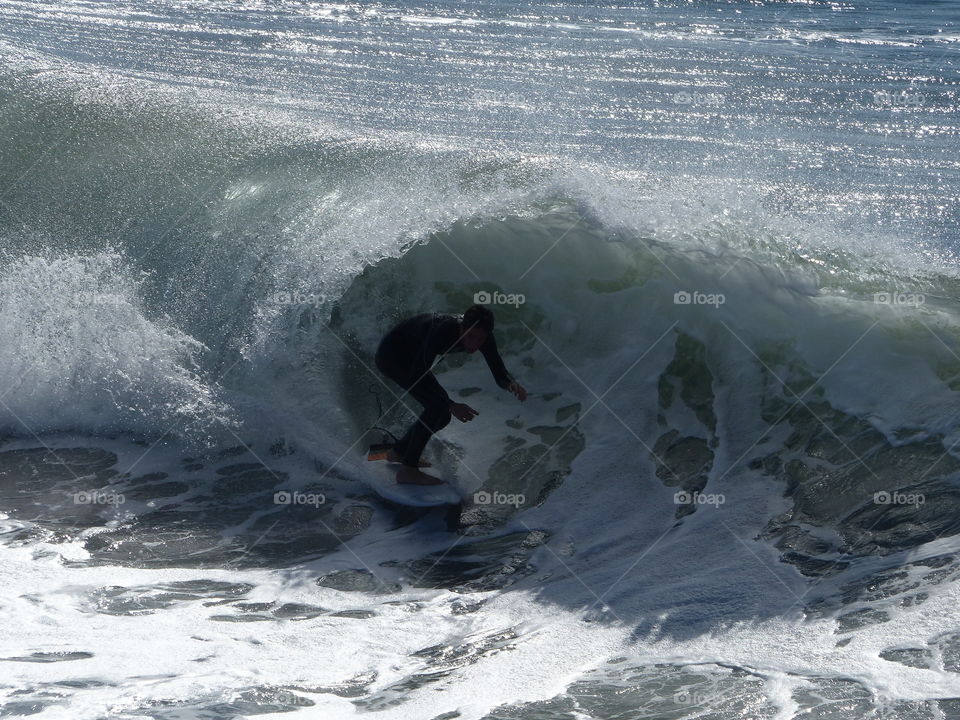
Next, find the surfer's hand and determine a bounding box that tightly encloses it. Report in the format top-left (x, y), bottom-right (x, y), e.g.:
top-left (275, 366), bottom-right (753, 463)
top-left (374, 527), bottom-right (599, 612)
top-left (450, 402), bottom-right (478, 422)
top-left (508, 381), bottom-right (527, 402)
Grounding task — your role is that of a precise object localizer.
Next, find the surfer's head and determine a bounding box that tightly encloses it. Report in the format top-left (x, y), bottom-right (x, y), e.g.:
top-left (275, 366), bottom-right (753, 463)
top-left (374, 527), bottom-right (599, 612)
top-left (460, 304), bottom-right (494, 353)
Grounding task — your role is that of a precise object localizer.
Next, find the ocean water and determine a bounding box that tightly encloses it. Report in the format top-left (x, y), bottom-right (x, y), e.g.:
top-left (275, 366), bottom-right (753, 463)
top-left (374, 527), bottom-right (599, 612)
top-left (0, 1), bottom-right (958, 718)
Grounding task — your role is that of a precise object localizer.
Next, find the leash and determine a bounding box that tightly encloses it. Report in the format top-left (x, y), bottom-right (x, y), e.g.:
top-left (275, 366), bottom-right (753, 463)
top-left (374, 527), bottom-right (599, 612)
top-left (367, 382), bottom-right (399, 444)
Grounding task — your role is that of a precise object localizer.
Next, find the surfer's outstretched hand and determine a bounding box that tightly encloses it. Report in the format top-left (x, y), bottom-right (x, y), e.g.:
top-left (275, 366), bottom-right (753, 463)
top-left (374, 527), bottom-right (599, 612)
top-left (450, 402), bottom-right (478, 422)
top-left (508, 381), bottom-right (527, 402)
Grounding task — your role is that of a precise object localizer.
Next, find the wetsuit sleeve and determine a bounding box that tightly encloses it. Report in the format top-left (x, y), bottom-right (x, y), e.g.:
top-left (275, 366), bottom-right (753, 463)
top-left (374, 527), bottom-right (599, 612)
top-left (479, 332), bottom-right (515, 390)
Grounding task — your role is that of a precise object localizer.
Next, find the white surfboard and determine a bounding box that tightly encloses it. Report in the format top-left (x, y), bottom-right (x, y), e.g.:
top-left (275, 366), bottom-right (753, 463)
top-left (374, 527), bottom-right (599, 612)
top-left (363, 448), bottom-right (462, 507)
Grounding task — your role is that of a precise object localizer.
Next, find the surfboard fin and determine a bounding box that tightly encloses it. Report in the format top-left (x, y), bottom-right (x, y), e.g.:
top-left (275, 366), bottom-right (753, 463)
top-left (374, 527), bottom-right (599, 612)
top-left (367, 443), bottom-right (393, 461)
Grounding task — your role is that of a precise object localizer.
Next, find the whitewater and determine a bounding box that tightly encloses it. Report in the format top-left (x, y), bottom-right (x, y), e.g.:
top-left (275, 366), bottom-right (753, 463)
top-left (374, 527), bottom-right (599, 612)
top-left (0, 1), bottom-right (958, 718)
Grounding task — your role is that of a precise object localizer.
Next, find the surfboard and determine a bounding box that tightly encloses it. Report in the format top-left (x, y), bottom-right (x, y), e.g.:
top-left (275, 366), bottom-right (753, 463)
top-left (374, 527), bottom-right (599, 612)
top-left (364, 444), bottom-right (462, 507)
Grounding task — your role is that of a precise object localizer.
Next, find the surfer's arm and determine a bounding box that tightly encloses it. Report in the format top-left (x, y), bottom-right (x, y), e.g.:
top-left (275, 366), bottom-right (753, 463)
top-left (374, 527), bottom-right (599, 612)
top-left (479, 333), bottom-right (527, 401)
top-left (479, 332), bottom-right (514, 390)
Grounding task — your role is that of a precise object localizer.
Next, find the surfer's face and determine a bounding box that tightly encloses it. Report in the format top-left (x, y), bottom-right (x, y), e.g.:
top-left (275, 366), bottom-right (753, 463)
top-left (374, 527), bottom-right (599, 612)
top-left (460, 327), bottom-right (488, 353)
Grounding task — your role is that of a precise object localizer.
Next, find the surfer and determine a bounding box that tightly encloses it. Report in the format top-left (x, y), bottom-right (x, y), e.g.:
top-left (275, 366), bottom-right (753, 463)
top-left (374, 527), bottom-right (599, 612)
top-left (374, 304), bottom-right (527, 484)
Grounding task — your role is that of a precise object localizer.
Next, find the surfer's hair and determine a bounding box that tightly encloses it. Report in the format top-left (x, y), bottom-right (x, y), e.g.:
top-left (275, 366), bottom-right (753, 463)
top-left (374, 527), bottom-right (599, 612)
top-left (463, 304), bottom-right (494, 334)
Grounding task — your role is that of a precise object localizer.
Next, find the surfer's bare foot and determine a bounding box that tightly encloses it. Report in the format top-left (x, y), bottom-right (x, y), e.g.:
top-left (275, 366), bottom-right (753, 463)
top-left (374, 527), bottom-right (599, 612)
top-left (396, 465), bottom-right (444, 485)
top-left (386, 449), bottom-right (430, 468)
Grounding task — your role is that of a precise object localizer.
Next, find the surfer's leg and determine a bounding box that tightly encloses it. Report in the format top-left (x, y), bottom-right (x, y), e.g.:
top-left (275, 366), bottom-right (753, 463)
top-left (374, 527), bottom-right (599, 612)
top-left (374, 348), bottom-right (418, 460)
top-left (395, 373), bottom-right (452, 468)
top-left (374, 345), bottom-right (448, 467)
top-left (374, 345), bottom-right (413, 441)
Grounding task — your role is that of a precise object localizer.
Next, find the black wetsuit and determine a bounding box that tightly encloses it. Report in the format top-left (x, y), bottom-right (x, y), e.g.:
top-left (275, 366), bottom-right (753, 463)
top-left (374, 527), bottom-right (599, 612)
top-left (374, 312), bottom-right (514, 467)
